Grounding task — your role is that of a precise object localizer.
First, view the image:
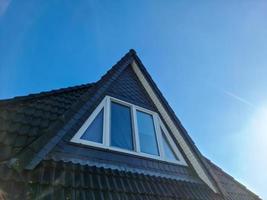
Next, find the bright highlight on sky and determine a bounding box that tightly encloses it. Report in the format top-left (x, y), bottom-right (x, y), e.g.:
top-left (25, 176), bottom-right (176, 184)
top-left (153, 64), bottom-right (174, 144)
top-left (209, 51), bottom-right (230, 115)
top-left (0, 1), bottom-right (267, 198)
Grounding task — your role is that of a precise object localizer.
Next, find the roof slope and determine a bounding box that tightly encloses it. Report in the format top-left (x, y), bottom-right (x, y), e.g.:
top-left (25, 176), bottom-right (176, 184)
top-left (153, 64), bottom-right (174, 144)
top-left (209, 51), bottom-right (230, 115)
top-left (0, 50), bottom-right (261, 200)
top-left (0, 160), bottom-right (223, 200)
top-left (204, 158), bottom-right (261, 200)
top-left (0, 83), bottom-right (93, 161)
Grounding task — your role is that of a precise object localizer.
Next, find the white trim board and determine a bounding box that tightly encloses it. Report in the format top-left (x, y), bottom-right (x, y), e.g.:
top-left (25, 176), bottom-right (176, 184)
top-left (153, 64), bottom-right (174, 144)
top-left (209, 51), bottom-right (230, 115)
top-left (131, 61), bottom-right (218, 193)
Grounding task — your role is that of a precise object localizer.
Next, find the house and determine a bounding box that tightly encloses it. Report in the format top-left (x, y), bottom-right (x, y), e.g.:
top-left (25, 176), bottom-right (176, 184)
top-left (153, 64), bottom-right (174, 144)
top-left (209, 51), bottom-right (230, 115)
top-left (0, 50), bottom-right (261, 200)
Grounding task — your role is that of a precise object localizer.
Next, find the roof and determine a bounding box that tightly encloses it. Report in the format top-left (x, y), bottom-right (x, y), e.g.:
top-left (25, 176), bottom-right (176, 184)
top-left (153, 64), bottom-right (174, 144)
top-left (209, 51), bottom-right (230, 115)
top-left (204, 158), bottom-right (261, 200)
top-left (0, 50), bottom-right (261, 200)
top-left (0, 160), bottom-right (223, 200)
top-left (0, 83), bottom-right (94, 161)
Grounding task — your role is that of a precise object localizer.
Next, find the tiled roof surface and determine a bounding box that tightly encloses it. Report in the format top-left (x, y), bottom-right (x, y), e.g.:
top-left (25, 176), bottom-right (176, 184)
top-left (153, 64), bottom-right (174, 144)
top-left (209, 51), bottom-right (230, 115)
top-left (107, 66), bottom-right (156, 111)
top-left (0, 84), bottom-right (93, 160)
top-left (47, 141), bottom-right (201, 184)
top-left (204, 158), bottom-right (261, 200)
top-left (0, 160), bottom-right (223, 200)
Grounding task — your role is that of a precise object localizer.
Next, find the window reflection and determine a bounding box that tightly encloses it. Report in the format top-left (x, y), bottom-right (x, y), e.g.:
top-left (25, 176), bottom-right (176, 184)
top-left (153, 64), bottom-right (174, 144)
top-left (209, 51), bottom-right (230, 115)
top-left (137, 111), bottom-right (159, 155)
top-left (81, 109), bottom-right (103, 143)
top-left (110, 102), bottom-right (134, 150)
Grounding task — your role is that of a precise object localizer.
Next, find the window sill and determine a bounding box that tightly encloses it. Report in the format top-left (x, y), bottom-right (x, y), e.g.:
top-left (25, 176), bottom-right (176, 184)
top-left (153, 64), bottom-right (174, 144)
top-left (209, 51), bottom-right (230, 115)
top-left (70, 138), bottom-right (187, 166)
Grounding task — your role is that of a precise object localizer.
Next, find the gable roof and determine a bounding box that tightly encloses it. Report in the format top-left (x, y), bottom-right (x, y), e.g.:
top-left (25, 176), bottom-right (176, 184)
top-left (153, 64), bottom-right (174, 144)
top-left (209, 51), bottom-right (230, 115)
top-left (0, 50), bottom-right (261, 200)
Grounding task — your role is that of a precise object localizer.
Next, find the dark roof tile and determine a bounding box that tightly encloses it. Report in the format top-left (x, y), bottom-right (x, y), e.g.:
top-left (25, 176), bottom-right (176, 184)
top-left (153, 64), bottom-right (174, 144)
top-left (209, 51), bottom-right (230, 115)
top-left (0, 84), bottom-right (93, 160)
top-left (14, 135), bottom-right (28, 148)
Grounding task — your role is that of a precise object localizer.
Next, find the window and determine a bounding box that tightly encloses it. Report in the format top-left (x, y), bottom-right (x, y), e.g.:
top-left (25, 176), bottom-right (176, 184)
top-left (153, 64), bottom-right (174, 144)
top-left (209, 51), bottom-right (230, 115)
top-left (71, 96), bottom-right (187, 165)
top-left (80, 109), bottom-right (104, 143)
top-left (137, 111), bottom-right (159, 155)
top-left (161, 129), bottom-right (178, 161)
top-left (110, 102), bottom-right (134, 150)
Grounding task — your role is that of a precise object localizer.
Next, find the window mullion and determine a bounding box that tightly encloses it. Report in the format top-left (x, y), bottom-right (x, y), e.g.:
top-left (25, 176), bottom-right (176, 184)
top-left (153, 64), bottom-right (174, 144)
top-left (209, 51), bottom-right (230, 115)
top-left (103, 97), bottom-right (111, 146)
top-left (154, 114), bottom-right (164, 158)
top-left (132, 105), bottom-right (140, 152)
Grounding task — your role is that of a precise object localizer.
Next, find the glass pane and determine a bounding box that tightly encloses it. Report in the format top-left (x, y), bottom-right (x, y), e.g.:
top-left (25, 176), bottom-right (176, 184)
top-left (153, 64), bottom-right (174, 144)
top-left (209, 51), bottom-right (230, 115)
top-left (137, 111), bottom-right (159, 155)
top-left (161, 129), bottom-right (178, 161)
top-left (81, 109), bottom-right (104, 143)
top-left (110, 102), bottom-right (133, 150)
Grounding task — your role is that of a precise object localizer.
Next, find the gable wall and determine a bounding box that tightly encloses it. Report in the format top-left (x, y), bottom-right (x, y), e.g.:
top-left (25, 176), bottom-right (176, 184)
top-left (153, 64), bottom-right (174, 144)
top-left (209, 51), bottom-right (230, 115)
top-left (106, 66), bottom-right (156, 111)
top-left (47, 66), bottom-right (200, 182)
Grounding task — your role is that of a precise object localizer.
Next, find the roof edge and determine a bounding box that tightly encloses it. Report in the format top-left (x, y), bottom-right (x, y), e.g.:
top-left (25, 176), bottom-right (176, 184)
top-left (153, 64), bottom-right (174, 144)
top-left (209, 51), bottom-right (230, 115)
top-left (204, 156), bottom-right (262, 200)
top-left (130, 52), bottom-right (223, 194)
top-left (10, 50), bottom-right (135, 171)
top-left (0, 83), bottom-right (94, 105)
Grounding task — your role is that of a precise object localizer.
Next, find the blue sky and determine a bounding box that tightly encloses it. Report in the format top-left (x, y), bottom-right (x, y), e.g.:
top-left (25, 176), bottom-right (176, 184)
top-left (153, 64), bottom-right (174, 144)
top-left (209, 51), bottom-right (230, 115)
top-left (0, 0), bottom-right (267, 198)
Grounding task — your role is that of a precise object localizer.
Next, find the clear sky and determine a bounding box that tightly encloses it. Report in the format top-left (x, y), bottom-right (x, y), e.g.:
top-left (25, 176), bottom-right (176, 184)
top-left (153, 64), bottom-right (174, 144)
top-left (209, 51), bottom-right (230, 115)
top-left (0, 0), bottom-right (267, 198)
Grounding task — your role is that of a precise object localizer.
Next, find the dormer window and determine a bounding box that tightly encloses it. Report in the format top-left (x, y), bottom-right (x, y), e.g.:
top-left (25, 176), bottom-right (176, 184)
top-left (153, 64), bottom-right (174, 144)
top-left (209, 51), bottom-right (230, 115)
top-left (136, 111), bottom-right (159, 155)
top-left (71, 96), bottom-right (187, 165)
top-left (80, 108), bottom-right (104, 143)
top-left (110, 102), bottom-right (134, 150)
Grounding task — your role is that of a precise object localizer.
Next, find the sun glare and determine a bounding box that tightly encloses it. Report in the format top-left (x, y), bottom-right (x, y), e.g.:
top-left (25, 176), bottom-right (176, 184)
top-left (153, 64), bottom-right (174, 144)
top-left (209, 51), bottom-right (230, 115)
top-left (249, 107), bottom-right (267, 147)
top-left (241, 106), bottom-right (267, 195)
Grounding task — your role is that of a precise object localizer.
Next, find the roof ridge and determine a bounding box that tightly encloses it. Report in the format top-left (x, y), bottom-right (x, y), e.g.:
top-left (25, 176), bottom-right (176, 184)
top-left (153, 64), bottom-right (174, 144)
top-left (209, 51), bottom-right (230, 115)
top-left (0, 83), bottom-right (94, 105)
top-left (12, 49), bottom-right (136, 170)
top-left (94, 49), bottom-right (136, 85)
top-left (0, 49), bottom-right (137, 105)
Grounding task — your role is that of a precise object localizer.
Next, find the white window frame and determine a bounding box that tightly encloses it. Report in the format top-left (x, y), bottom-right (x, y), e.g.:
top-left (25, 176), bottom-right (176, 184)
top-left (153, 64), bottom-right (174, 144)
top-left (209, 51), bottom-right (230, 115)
top-left (71, 96), bottom-right (187, 166)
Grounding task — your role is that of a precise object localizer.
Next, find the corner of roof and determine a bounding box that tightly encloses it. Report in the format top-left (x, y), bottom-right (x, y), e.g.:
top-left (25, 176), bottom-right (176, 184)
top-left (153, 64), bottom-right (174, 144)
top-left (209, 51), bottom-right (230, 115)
top-left (130, 52), bottom-right (224, 194)
top-left (129, 48), bottom-right (137, 55)
top-left (10, 50), bottom-right (136, 171)
top-left (0, 83), bottom-right (94, 106)
top-left (203, 156), bottom-right (262, 200)
top-left (0, 49), bottom-right (136, 106)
